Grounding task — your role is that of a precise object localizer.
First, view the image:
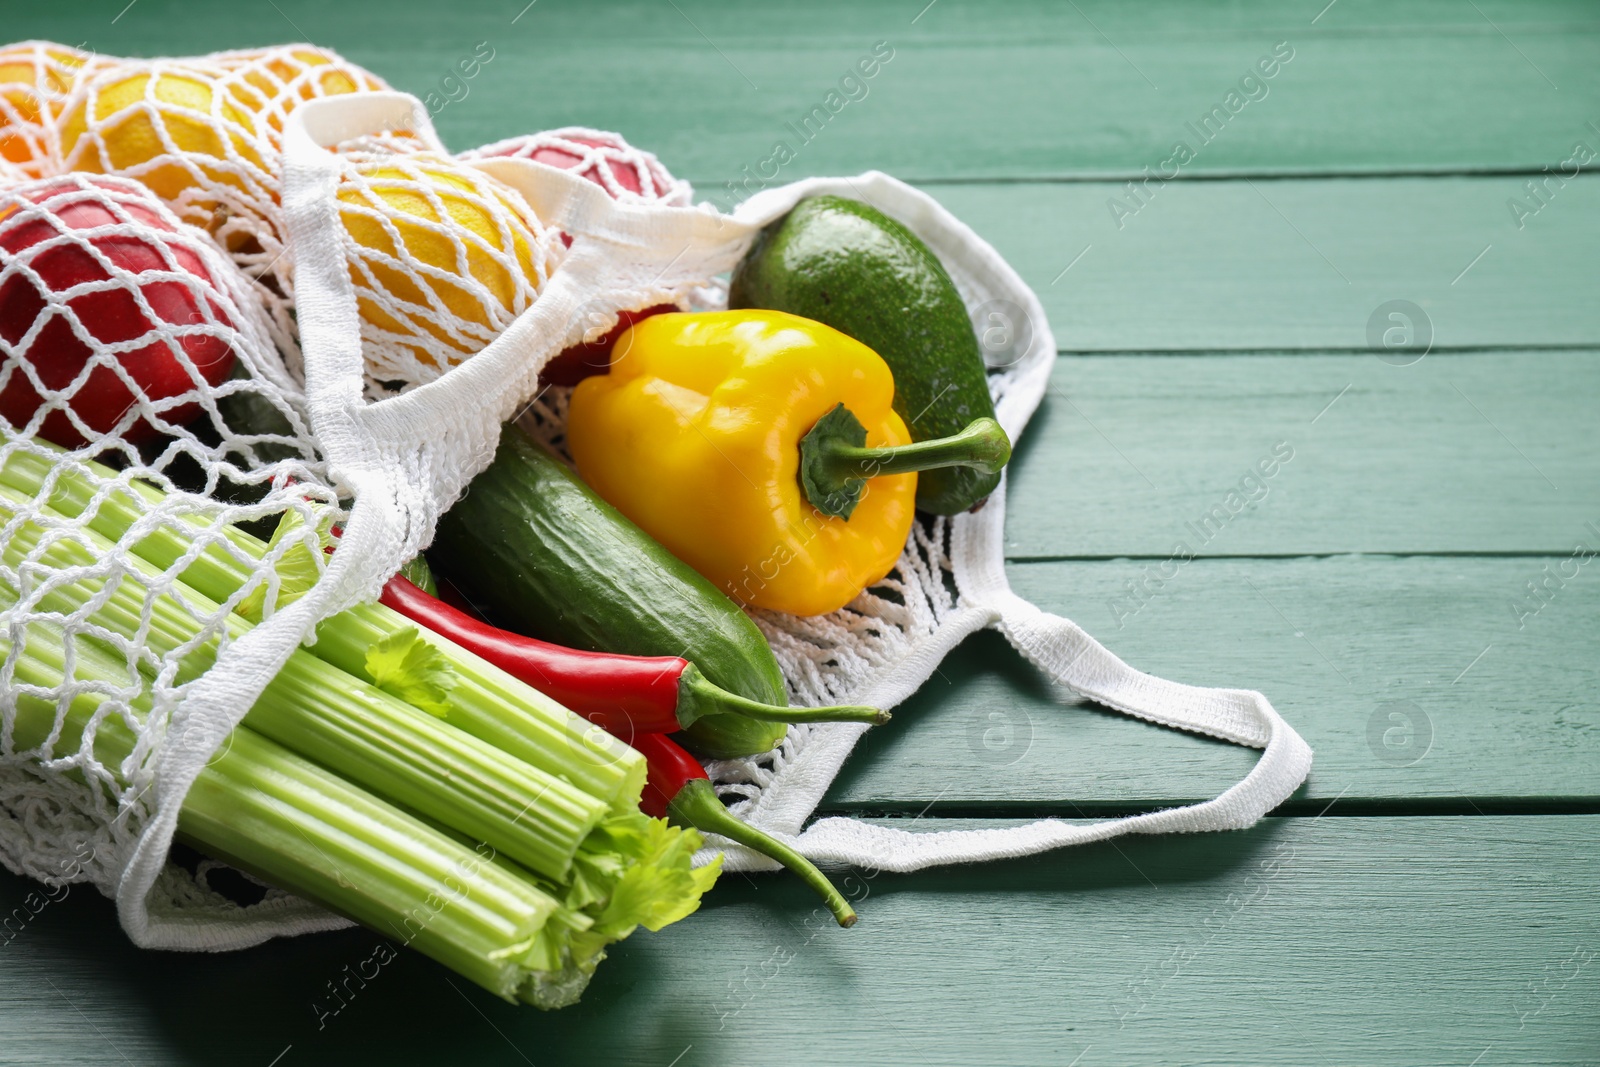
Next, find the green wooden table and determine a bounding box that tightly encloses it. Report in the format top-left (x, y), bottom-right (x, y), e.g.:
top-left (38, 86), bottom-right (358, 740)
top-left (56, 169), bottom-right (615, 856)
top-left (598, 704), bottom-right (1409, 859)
top-left (4, 1), bottom-right (1598, 1064)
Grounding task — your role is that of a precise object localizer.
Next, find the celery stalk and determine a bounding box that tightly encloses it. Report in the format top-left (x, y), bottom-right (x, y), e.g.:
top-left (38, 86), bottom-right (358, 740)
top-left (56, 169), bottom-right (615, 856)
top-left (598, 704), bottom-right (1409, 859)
top-left (0, 449), bottom-right (646, 810)
top-left (308, 605), bottom-right (645, 810)
top-left (0, 502), bottom-right (607, 882)
top-left (5, 621), bottom-right (565, 1000)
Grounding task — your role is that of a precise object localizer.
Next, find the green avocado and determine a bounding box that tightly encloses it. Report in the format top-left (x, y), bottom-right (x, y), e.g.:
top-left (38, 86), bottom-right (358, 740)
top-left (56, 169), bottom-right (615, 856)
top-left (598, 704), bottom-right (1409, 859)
top-left (728, 195), bottom-right (1002, 515)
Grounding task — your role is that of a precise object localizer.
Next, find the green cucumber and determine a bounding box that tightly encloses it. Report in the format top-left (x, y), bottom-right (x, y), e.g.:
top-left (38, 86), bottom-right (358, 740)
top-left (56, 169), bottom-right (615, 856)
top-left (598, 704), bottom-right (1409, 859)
top-left (430, 423), bottom-right (790, 760)
top-left (729, 194), bottom-right (1004, 515)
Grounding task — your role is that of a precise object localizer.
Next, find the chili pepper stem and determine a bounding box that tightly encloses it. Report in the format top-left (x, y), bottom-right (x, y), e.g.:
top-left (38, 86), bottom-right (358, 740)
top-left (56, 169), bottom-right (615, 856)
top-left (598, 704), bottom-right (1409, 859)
top-left (675, 663), bottom-right (888, 729)
top-left (800, 405), bottom-right (1012, 519)
top-left (666, 779), bottom-right (858, 928)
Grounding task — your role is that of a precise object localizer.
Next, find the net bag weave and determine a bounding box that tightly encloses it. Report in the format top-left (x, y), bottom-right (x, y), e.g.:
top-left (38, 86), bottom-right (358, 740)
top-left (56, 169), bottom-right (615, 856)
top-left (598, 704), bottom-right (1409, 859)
top-left (0, 171), bottom-right (341, 945)
top-left (461, 128), bottom-right (693, 208)
top-left (0, 42), bottom-right (114, 181)
top-left (56, 48), bottom-right (443, 377)
top-left (1, 86), bottom-right (1313, 951)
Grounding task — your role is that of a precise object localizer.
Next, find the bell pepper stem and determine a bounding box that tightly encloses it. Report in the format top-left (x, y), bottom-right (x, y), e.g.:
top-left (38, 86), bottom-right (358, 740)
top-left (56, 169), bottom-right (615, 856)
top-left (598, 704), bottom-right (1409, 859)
top-left (800, 405), bottom-right (1012, 519)
top-left (824, 417), bottom-right (1012, 479)
top-left (675, 664), bottom-right (889, 730)
top-left (666, 779), bottom-right (858, 927)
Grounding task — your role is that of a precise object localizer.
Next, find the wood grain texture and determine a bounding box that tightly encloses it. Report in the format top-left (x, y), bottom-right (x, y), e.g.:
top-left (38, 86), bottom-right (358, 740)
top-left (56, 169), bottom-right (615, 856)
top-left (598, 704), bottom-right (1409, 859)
top-left (3, 817), bottom-right (1596, 1066)
top-left (14, 0), bottom-right (1598, 183)
top-left (826, 554), bottom-right (1600, 811)
top-left (1004, 352), bottom-right (1600, 559)
top-left (930, 177), bottom-right (1600, 351)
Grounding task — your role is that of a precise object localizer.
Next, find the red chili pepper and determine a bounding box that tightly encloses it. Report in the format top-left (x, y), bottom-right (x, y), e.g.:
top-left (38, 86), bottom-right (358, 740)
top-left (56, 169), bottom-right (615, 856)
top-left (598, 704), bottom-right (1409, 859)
top-left (379, 573), bottom-right (888, 735)
top-left (632, 732), bottom-right (857, 927)
top-left (380, 572), bottom-right (869, 923)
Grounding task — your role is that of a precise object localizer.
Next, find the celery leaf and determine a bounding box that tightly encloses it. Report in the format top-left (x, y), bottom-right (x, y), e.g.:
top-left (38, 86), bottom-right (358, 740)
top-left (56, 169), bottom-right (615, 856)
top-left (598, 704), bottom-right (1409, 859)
top-left (235, 506), bottom-right (336, 622)
top-left (594, 814), bottom-right (721, 933)
top-left (366, 627), bottom-right (457, 717)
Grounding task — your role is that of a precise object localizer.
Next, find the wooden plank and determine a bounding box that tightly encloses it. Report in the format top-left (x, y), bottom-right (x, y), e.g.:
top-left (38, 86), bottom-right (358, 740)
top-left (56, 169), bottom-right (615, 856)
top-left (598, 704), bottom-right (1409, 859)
top-left (20, 1), bottom-right (1600, 182)
top-left (3, 816), bottom-right (1596, 1065)
top-left (12, 15), bottom-right (1599, 349)
top-left (826, 555), bottom-right (1600, 810)
top-left (1004, 351), bottom-right (1600, 559)
top-left (931, 177), bottom-right (1600, 352)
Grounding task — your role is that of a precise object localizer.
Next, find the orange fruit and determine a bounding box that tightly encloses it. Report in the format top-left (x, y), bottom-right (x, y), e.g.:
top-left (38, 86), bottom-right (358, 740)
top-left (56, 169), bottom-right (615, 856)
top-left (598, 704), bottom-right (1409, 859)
top-left (336, 153), bottom-right (555, 378)
top-left (58, 62), bottom-right (270, 201)
top-left (0, 42), bottom-right (112, 177)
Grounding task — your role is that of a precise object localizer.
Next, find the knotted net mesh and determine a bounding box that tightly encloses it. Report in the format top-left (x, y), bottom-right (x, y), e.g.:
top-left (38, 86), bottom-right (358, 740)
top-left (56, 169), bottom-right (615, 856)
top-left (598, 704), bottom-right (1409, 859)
top-left (0, 42), bottom-right (113, 181)
top-left (56, 47), bottom-right (433, 379)
top-left (462, 127), bottom-right (693, 208)
top-left (0, 172), bottom-right (334, 907)
top-left (333, 150), bottom-right (562, 396)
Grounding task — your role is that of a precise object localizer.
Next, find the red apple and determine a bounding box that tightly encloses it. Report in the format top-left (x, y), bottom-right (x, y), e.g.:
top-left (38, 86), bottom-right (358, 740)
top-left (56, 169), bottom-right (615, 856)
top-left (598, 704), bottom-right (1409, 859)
top-left (470, 128), bottom-right (688, 206)
top-left (0, 175), bottom-right (239, 448)
top-left (528, 136), bottom-right (646, 197)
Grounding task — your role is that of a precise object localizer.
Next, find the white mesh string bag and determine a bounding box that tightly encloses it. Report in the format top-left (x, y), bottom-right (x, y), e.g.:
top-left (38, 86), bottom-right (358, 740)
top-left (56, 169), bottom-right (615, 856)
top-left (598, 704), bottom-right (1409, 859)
top-left (0, 87), bottom-right (1313, 953)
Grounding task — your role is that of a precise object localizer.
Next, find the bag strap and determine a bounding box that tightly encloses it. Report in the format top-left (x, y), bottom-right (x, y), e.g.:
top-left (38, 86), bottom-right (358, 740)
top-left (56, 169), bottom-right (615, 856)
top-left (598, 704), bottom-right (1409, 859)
top-left (706, 172), bottom-right (1315, 872)
top-left (742, 475), bottom-right (1313, 873)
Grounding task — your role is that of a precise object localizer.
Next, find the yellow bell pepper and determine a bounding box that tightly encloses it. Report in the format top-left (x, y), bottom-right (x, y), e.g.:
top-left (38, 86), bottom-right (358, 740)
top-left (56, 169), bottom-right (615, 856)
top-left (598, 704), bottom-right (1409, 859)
top-left (565, 310), bottom-right (1010, 617)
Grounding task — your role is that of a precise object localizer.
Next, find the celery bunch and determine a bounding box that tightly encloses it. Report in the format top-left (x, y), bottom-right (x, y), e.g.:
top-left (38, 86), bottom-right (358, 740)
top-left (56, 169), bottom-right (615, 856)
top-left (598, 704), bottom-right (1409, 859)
top-left (0, 448), bottom-right (720, 1008)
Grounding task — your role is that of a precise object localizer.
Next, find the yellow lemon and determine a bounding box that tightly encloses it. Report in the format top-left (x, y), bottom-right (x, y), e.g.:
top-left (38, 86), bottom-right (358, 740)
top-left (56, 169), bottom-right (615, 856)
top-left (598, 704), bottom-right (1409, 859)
top-left (0, 42), bottom-right (111, 176)
top-left (337, 154), bottom-right (554, 376)
top-left (58, 61), bottom-right (270, 205)
top-left (218, 46), bottom-right (385, 139)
